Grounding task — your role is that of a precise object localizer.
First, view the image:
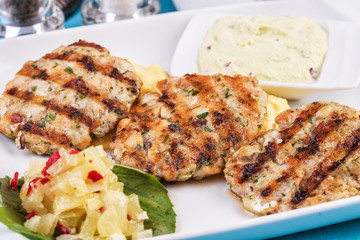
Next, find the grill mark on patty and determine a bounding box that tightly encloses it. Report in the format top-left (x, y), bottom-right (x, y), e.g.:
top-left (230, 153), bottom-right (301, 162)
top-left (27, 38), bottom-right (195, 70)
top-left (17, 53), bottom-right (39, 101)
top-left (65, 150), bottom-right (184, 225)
top-left (280, 103), bottom-right (322, 143)
top-left (20, 120), bottom-right (71, 145)
top-left (43, 51), bottom-right (137, 91)
top-left (18, 63), bottom-right (128, 113)
top-left (257, 119), bottom-right (343, 199)
top-left (213, 75), bottom-right (264, 147)
top-left (237, 102), bottom-right (323, 184)
top-left (78, 56), bottom-right (96, 72)
top-left (5, 88), bottom-right (97, 129)
top-left (291, 128), bottom-right (360, 206)
top-left (69, 40), bottom-right (107, 52)
top-left (220, 75), bottom-right (262, 128)
top-left (63, 78), bottom-right (127, 112)
top-left (188, 74), bottom-right (245, 148)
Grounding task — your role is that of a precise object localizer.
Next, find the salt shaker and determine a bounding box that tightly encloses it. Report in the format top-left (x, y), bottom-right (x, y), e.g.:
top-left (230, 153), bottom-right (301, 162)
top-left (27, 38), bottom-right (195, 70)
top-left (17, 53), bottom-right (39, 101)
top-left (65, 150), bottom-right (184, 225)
top-left (81, 0), bottom-right (160, 25)
top-left (0, 0), bottom-right (64, 38)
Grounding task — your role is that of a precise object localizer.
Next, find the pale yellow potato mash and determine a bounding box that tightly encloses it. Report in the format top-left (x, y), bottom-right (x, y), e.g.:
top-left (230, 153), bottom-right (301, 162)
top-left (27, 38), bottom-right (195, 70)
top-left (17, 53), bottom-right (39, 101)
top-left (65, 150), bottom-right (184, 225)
top-left (131, 62), bottom-right (169, 94)
top-left (198, 15), bottom-right (328, 83)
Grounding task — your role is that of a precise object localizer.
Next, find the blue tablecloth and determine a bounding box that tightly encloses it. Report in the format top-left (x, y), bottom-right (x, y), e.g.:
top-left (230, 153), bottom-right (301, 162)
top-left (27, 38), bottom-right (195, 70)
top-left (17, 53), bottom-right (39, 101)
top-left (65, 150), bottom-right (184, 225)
top-left (65, 0), bottom-right (177, 28)
top-left (3, 0), bottom-right (360, 239)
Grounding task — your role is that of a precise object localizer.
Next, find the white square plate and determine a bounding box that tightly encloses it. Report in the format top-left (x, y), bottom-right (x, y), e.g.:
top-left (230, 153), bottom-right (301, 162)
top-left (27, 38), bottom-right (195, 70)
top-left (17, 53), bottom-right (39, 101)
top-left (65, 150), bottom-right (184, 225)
top-left (1, 0), bottom-right (360, 240)
top-left (170, 14), bottom-right (360, 100)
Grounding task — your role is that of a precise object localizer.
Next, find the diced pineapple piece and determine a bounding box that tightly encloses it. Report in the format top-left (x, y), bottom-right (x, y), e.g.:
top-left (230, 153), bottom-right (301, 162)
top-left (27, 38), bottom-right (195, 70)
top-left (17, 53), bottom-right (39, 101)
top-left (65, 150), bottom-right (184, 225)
top-left (54, 170), bottom-right (88, 196)
top-left (82, 146), bottom-right (113, 171)
top-left (58, 208), bottom-right (86, 228)
top-left (54, 194), bottom-right (86, 214)
top-left (106, 233), bottom-right (127, 240)
top-left (47, 151), bottom-right (80, 177)
top-left (87, 196), bottom-right (103, 211)
top-left (79, 209), bottom-right (100, 239)
top-left (87, 183), bottom-right (106, 193)
top-left (128, 194), bottom-right (148, 221)
top-left (26, 158), bottom-right (45, 179)
top-left (21, 145), bottom-right (151, 239)
top-left (37, 213), bottom-right (58, 236)
top-left (102, 190), bottom-right (128, 233)
top-left (24, 215), bottom-right (41, 233)
top-left (132, 229), bottom-right (153, 240)
top-left (97, 206), bottom-right (122, 237)
top-left (56, 234), bottom-right (81, 240)
top-left (22, 187), bottom-right (45, 214)
top-left (103, 171), bottom-right (118, 184)
top-left (107, 182), bottom-right (124, 192)
top-left (126, 221), bottom-right (145, 237)
top-left (68, 165), bottom-right (88, 180)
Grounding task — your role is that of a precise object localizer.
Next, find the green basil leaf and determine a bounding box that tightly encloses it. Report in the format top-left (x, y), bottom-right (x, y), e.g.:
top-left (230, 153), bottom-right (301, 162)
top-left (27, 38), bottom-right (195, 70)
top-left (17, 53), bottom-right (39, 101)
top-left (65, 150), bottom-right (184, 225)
top-left (112, 165), bottom-right (176, 236)
top-left (0, 176), bottom-right (53, 240)
top-left (0, 176), bottom-right (27, 215)
top-left (0, 207), bottom-right (53, 240)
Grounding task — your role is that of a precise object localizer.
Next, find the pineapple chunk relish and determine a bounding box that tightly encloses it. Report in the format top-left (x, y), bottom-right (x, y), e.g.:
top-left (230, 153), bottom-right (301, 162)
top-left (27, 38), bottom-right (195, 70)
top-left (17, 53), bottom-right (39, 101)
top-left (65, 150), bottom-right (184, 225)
top-left (19, 146), bottom-right (152, 240)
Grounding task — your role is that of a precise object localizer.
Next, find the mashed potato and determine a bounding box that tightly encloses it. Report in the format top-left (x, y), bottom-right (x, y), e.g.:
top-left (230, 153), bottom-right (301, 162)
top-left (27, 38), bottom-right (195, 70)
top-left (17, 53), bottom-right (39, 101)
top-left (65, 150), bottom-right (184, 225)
top-left (262, 95), bottom-right (290, 132)
top-left (131, 62), bottom-right (169, 94)
top-left (198, 15), bottom-right (328, 84)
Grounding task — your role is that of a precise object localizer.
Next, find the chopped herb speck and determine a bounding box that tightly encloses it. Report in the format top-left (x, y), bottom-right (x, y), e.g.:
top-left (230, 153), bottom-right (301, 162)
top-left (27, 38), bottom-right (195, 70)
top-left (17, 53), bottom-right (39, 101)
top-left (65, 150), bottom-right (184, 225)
top-left (204, 126), bottom-right (212, 132)
top-left (31, 86), bottom-right (37, 92)
top-left (224, 88), bottom-right (232, 98)
top-left (141, 128), bottom-right (149, 135)
top-left (197, 112), bottom-right (209, 120)
top-left (163, 134), bottom-right (169, 143)
top-left (203, 158), bottom-right (212, 166)
top-left (182, 89), bottom-right (199, 96)
top-left (65, 66), bottom-right (73, 74)
top-left (115, 109), bottom-right (124, 118)
top-left (37, 119), bottom-right (46, 128)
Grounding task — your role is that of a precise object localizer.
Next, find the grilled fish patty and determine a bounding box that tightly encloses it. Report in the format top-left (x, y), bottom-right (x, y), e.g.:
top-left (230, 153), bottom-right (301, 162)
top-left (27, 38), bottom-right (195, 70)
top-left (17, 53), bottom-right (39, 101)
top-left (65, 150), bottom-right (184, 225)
top-left (110, 74), bottom-right (267, 181)
top-left (225, 102), bottom-right (360, 215)
top-left (0, 40), bottom-right (142, 155)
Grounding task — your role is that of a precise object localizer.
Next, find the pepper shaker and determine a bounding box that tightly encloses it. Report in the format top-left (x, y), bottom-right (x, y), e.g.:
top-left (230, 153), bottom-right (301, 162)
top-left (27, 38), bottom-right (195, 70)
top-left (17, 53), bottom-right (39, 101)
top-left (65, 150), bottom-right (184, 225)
top-left (0, 0), bottom-right (64, 38)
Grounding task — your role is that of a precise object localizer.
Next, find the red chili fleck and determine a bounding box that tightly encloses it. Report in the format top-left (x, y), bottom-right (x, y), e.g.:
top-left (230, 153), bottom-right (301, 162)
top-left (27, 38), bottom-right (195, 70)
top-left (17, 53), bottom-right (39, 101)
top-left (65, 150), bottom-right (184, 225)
top-left (87, 170), bottom-right (103, 182)
top-left (99, 206), bottom-right (105, 213)
top-left (26, 177), bottom-right (42, 196)
top-left (40, 177), bottom-right (50, 185)
top-left (25, 210), bottom-right (36, 220)
top-left (69, 147), bottom-right (80, 155)
top-left (10, 172), bottom-right (19, 191)
top-left (225, 62), bottom-right (231, 67)
top-left (11, 113), bottom-right (22, 123)
top-left (89, 160), bottom-right (92, 163)
top-left (57, 223), bottom-right (71, 234)
top-left (127, 214), bottom-right (132, 221)
top-left (41, 152), bottom-right (60, 176)
top-left (83, 153), bottom-right (86, 157)
top-left (207, 45), bottom-right (211, 50)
